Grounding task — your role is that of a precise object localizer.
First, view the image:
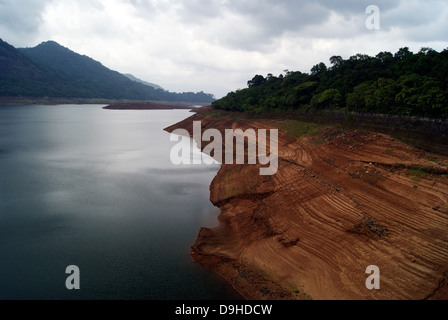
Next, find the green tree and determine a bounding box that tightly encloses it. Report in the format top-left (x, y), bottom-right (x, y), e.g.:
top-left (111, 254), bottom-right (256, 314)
top-left (293, 81), bottom-right (318, 106)
top-left (394, 47), bottom-right (412, 60)
top-left (376, 51), bottom-right (394, 64)
top-left (365, 78), bottom-right (399, 114)
top-left (248, 75), bottom-right (266, 88)
top-left (346, 81), bottom-right (372, 112)
top-left (311, 89), bottom-right (342, 109)
top-left (212, 47), bottom-right (448, 118)
top-left (310, 62), bottom-right (328, 75)
top-left (395, 74), bottom-right (447, 117)
top-left (330, 56), bottom-right (343, 68)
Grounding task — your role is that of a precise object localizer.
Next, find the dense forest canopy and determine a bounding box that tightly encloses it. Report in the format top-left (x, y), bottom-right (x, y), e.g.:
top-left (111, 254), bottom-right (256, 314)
top-left (213, 47), bottom-right (448, 118)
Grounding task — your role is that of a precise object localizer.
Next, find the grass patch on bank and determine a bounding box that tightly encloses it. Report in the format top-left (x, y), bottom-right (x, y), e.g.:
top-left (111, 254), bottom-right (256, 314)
top-left (411, 168), bottom-right (426, 176)
top-left (291, 285), bottom-right (313, 300)
top-left (197, 110), bottom-right (223, 119)
top-left (197, 110), bottom-right (247, 121)
top-left (278, 120), bottom-right (321, 139)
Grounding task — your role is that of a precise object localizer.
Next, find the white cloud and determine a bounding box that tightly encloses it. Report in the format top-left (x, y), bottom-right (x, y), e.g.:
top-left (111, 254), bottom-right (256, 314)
top-left (1, 0), bottom-right (447, 98)
top-left (0, 0), bottom-right (53, 46)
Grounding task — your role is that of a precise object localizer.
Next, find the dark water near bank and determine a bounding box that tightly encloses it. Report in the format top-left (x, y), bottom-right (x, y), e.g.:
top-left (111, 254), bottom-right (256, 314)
top-left (0, 105), bottom-right (237, 300)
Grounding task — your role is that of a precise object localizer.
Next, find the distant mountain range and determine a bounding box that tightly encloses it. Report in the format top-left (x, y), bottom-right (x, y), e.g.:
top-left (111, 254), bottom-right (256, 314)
top-left (122, 73), bottom-right (164, 91)
top-left (0, 38), bottom-right (215, 103)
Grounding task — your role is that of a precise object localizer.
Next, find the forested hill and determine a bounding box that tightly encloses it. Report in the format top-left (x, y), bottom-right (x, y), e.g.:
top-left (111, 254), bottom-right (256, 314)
top-left (0, 38), bottom-right (214, 103)
top-left (213, 48), bottom-right (448, 118)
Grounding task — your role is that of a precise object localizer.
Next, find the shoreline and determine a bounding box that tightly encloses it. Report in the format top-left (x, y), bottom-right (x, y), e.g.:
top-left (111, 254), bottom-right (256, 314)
top-left (166, 109), bottom-right (448, 300)
top-left (0, 97), bottom-right (210, 108)
top-left (103, 101), bottom-right (196, 110)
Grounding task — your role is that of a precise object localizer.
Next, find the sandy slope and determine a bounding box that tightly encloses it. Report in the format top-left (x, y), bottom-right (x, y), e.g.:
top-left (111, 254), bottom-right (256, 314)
top-left (165, 110), bottom-right (448, 300)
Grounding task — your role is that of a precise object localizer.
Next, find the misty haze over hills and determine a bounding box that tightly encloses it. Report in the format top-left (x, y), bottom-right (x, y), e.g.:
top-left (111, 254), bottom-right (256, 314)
top-left (123, 73), bottom-right (164, 91)
top-left (0, 38), bottom-right (215, 103)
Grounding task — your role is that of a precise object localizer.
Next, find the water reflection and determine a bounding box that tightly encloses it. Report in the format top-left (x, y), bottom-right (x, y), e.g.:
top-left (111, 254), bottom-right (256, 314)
top-left (0, 105), bottom-right (237, 300)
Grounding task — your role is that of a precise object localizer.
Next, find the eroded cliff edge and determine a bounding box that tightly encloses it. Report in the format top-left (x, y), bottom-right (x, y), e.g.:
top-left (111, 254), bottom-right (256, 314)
top-left (165, 108), bottom-right (448, 300)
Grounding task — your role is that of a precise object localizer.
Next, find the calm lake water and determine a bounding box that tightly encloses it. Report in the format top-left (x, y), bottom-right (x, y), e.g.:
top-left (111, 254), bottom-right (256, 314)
top-left (0, 104), bottom-right (238, 300)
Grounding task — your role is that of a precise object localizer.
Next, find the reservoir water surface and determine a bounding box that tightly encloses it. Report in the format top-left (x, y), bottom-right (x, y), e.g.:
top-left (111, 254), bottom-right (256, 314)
top-left (0, 104), bottom-right (238, 300)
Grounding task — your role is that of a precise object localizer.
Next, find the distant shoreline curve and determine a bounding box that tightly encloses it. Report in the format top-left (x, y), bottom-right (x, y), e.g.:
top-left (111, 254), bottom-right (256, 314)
top-left (103, 101), bottom-right (201, 110)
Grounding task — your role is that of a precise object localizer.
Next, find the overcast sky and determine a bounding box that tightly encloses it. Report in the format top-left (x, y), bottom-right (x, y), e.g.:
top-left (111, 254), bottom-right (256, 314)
top-left (1, 0), bottom-right (447, 98)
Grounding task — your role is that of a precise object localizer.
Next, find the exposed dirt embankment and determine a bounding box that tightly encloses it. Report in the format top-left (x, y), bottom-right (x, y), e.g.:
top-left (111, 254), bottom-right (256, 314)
top-left (165, 110), bottom-right (448, 300)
